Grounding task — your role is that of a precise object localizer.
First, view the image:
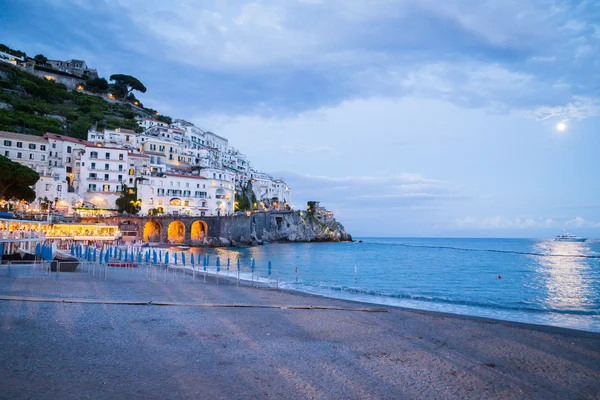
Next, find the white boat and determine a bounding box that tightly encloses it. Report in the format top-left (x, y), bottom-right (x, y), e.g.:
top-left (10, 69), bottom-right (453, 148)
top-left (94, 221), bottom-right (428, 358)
top-left (554, 232), bottom-right (587, 242)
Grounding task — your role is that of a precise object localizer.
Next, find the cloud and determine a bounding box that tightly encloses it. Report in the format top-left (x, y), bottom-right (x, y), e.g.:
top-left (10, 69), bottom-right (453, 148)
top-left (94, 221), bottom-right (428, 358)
top-left (272, 171), bottom-right (463, 213)
top-left (455, 216), bottom-right (600, 230)
top-left (456, 216), bottom-right (556, 229)
top-left (531, 96), bottom-right (600, 121)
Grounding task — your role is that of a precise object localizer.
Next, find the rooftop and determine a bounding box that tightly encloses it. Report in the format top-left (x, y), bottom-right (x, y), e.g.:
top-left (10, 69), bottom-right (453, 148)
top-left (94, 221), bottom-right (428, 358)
top-left (44, 133), bottom-right (95, 147)
top-left (0, 130), bottom-right (48, 143)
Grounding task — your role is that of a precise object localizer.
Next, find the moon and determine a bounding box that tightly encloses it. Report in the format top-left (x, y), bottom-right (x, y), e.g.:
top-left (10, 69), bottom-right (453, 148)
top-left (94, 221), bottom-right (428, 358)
top-left (556, 122), bottom-right (567, 132)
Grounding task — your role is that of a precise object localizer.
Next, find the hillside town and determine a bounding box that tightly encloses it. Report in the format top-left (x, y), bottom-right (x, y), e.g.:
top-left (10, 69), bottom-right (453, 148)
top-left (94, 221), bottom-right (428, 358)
top-left (0, 119), bottom-right (292, 218)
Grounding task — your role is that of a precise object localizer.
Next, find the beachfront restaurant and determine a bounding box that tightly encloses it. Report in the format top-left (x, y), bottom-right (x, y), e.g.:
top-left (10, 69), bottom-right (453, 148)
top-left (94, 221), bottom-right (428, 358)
top-left (0, 217), bottom-right (49, 256)
top-left (44, 223), bottom-right (121, 247)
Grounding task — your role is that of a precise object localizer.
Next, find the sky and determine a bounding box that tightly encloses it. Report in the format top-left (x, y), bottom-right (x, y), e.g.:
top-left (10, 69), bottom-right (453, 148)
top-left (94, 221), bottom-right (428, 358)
top-left (1, 0), bottom-right (599, 237)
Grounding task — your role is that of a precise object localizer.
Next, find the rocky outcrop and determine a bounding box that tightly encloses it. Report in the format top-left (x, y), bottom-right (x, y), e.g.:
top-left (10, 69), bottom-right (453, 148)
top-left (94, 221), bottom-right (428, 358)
top-left (243, 211), bottom-right (352, 244)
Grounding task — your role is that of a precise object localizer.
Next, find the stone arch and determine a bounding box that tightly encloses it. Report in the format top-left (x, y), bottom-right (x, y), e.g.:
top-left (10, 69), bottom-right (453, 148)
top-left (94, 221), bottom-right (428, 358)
top-left (143, 220), bottom-right (162, 243)
top-left (191, 220), bottom-right (208, 242)
top-left (168, 220), bottom-right (186, 244)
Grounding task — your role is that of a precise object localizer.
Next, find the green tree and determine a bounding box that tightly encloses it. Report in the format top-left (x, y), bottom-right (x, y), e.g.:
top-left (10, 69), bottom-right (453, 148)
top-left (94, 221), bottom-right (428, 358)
top-left (84, 77), bottom-right (109, 93)
top-left (115, 184), bottom-right (141, 214)
top-left (0, 156), bottom-right (40, 202)
top-left (109, 74), bottom-right (147, 103)
top-left (33, 54), bottom-right (48, 65)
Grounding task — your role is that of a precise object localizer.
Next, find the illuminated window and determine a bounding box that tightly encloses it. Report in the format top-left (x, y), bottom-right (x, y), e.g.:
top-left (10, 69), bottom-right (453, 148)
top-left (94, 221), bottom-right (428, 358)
top-left (170, 198), bottom-right (182, 206)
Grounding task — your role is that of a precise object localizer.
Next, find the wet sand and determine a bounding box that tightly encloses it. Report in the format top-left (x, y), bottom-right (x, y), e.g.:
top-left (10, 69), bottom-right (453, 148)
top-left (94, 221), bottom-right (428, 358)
top-left (0, 266), bottom-right (599, 399)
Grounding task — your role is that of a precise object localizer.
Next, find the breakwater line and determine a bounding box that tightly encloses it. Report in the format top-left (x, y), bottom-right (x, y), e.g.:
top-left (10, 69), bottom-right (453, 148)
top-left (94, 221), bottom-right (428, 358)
top-left (371, 241), bottom-right (600, 258)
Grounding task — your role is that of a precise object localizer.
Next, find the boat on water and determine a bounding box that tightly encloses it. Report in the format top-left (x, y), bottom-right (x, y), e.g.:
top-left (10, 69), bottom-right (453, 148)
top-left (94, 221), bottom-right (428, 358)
top-left (554, 232), bottom-right (587, 242)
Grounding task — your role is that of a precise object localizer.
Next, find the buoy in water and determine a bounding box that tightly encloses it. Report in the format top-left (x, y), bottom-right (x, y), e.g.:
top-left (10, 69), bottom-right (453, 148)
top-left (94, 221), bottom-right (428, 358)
top-left (498, 274), bottom-right (502, 279)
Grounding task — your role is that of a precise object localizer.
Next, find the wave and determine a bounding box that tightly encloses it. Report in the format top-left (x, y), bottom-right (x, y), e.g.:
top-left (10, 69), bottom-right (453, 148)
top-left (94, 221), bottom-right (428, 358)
top-left (282, 281), bottom-right (600, 316)
top-left (362, 241), bottom-right (600, 259)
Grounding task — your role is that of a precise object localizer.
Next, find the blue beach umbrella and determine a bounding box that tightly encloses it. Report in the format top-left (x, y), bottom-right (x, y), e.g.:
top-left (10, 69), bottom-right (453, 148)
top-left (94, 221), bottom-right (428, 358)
top-left (119, 248), bottom-right (123, 260)
top-left (165, 251), bottom-right (169, 265)
top-left (105, 250), bottom-right (109, 264)
top-left (35, 243), bottom-right (40, 256)
top-left (268, 260), bottom-right (272, 277)
top-left (191, 253), bottom-right (195, 267)
top-left (237, 259), bottom-right (240, 272)
top-left (124, 249), bottom-right (128, 261)
top-left (174, 253), bottom-right (178, 265)
top-left (207, 255), bottom-right (210, 265)
top-left (181, 252), bottom-right (185, 266)
top-left (216, 257), bottom-right (220, 272)
top-left (159, 250), bottom-right (162, 262)
top-left (138, 251), bottom-right (142, 263)
top-left (251, 258), bottom-right (255, 272)
top-left (99, 249), bottom-right (104, 264)
top-left (227, 258), bottom-right (230, 268)
top-left (153, 251), bottom-right (157, 264)
top-left (93, 249), bottom-right (97, 263)
top-left (70, 244), bottom-right (74, 256)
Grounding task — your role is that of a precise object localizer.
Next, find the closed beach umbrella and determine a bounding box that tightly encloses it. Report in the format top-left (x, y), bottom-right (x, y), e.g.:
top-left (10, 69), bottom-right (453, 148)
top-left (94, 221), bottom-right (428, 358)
top-left (159, 250), bottom-right (162, 262)
top-left (119, 248), bottom-right (123, 260)
top-left (207, 255), bottom-right (210, 265)
top-left (216, 257), bottom-right (220, 272)
top-left (70, 244), bottom-right (74, 256)
top-left (251, 258), bottom-right (255, 272)
top-left (35, 243), bottom-right (40, 256)
top-left (268, 260), bottom-right (272, 276)
top-left (124, 249), bottom-right (128, 262)
top-left (105, 250), bottom-right (109, 264)
top-left (165, 251), bottom-right (169, 265)
top-left (191, 253), bottom-right (195, 267)
top-left (174, 253), bottom-right (178, 265)
top-left (237, 258), bottom-right (240, 272)
top-left (99, 249), bottom-right (104, 264)
top-left (181, 252), bottom-right (185, 266)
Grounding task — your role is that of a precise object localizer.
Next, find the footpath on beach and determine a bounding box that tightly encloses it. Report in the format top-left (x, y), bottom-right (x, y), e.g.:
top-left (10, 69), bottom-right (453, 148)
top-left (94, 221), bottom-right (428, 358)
top-left (1, 262), bottom-right (599, 400)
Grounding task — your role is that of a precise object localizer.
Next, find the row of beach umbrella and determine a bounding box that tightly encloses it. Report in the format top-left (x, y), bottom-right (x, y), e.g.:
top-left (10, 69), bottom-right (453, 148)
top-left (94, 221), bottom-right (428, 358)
top-left (37, 242), bottom-right (272, 276)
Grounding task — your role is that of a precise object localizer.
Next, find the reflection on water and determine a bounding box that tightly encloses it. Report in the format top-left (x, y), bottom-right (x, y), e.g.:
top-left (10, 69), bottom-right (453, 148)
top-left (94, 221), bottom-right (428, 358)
top-left (533, 240), bottom-right (597, 311)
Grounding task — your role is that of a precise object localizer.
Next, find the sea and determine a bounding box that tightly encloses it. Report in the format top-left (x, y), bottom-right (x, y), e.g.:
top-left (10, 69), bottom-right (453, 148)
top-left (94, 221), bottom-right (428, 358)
top-left (164, 238), bottom-right (600, 333)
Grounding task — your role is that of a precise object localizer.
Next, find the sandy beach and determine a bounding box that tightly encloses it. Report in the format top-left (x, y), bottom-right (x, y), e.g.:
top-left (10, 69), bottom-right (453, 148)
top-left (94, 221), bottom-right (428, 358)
top-left (0, 265), bottom-right (599, 399)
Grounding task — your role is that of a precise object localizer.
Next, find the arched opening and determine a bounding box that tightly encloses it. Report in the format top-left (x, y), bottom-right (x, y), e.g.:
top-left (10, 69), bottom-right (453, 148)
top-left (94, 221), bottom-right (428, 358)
top-left (143, 221), bottom-right (161, 242)
top-left (168, 220), bottom-right (185, 244)
top-left (191, 220), bottom-right (208, 242)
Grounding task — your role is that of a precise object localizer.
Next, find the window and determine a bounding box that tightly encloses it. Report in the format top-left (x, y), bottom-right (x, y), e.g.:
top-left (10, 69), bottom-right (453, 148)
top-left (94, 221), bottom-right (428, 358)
top-left (158, 200), bottom-right (163, 206)
top-left (66, 157), bottom-right (71, 163)
top-left (45, 184), bottom-right (50, 190)
top-left (52, 143), bottom-right (56, 149)
top-left (90, 151), bottom-right (98, 159)
top-left (16, 142), bottom-right (22, 148)
top-left (57, 185), bottom-right (62, 192)
top-left (66, 166), bottom-right (72, 173)
top-left (103, 184), bottom-right (110, 192)
top-left (40, 145), bottom-right (46, 151)
top-left (129, 168), bottom-right (134, 175)
top-left (105, 152), bottom-right (110, 159)
top-left (159, 145), bottom-right (165, 152)
top-left (118, 165), bottom-right (123, 171)
top-left (4, 151), bottom-right (8, 157)
top-left (184, 201), bottom-right (189, 207)
top-left (150, 144), bottom-right (156, 151)
top-left (29, 154), bottom-right (34, 160)
top-left (29, 143), bottom-right (36, 150)
top-left (186, 182), bottom-right (190, 187)
top-left (125, 135), bottom-right (130, 141)
top-left (3, 140), bottom-right (11, 146)
top-left (89, 184), bottom-right (96, 191)
top-left (105, 164), bottom-right (109, 170)
top-left (91, 162), bottom-right (95, 169)
top-left (67, 146), bottom-right (71, 153)
top-left (118, 175), bottom-right (123, 182)
top-left (17, 152), bottom-right (22, 158)
top-left (169, 154), bottom-right (173, 160)
top-left (104, 174), bottom-right (109, 181)
top-left (119, 154), bottom-right (123, 160)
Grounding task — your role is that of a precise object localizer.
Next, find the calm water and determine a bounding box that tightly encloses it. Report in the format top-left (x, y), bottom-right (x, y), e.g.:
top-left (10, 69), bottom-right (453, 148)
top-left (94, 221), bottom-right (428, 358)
top-left (164, 238), bottom-right (600, 332)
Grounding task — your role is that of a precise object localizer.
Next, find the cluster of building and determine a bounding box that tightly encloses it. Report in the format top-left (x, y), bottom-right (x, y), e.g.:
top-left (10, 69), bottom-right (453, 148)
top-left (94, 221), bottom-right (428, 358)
top-left (0, 117), bottom-right (291, 218)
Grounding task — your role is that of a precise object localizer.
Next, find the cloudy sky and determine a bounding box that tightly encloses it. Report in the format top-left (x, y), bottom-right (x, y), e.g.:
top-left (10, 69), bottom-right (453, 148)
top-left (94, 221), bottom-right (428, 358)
top-left (2, 0), bottom-right (599, 237)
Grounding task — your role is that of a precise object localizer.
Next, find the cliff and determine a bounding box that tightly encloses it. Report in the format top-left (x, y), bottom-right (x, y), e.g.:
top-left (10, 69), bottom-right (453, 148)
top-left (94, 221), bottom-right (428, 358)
top-left (215, 211), bottom-right (352, 246)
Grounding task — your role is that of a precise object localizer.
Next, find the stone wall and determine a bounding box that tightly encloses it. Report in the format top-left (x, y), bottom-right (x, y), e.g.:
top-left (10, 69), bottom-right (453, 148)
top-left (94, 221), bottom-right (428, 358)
top-left (96, 211), bottom-right (351, 246)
